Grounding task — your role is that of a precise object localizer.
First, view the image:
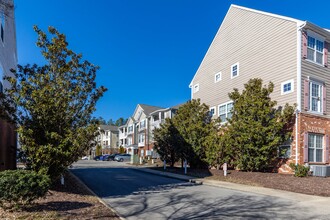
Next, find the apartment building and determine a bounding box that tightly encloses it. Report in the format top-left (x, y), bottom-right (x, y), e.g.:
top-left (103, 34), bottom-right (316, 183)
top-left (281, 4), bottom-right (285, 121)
top-left (0, 0), bottom-right (17, 171)
top-left (119, 104), bottom-right (179, 162)
top-left (94, 125), bottom-right (119, 156)
top-left (190, 5), bottom-right (330, 173)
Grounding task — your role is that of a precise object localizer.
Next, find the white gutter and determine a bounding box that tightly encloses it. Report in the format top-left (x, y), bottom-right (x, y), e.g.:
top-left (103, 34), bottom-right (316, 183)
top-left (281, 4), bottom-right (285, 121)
top-left (296, 21), bottom-right (307, 165)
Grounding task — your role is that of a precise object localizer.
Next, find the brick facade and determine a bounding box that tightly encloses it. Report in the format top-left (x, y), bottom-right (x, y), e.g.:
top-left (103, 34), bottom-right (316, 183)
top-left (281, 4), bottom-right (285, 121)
top-left (278, 113), bottom-right (330, 173)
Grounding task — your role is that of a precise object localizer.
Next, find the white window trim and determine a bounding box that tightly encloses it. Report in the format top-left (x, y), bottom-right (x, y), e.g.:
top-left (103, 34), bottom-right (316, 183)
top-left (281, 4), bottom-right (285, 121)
top-left (210, 106), bottom-right (216, 117)
top-left (309, 80), bottom-right (323, 113)
top-left (214, 72), bottom-right (222, 83)
top-left (306, 30), bottom-right (325, 66)
top-left (308, 133), bottom-right (324, 163)
top-left (281, 79), bottom-right (294, 95)
top-left (218, 101), bottom-right (233, 124)
top-left (193, 83), bottom-right (199, 93)
top-left (231, 62), bottom-right (239, 79)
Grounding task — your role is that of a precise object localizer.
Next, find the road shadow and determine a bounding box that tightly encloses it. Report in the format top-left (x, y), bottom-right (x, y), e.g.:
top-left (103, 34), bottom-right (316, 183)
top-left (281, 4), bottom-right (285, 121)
top-left (70, 167), bottom-right (197, 198)
top-left (109, 189), bottom-right (319, 219)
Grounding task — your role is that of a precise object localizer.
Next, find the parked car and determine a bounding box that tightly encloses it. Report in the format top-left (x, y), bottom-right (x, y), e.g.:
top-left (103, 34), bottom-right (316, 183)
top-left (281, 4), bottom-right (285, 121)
top-left (100, 154), bottom-right (110, 161)
top-left (114, 154), bottom-right (131, 162)
top-left (81, 156), bottom-right (89, 160)
top-left (107, 153), bottom-right (120, 161)
top-left (94, 155), bottom-right (101, 161)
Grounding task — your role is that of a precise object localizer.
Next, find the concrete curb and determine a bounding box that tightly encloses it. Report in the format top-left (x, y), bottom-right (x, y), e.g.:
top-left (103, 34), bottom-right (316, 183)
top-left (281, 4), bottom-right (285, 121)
top-left (133, 167), bottom-right (330, 202)
top-left (69, 171), bottom-right (126, 220)
top-left (132, 167), bottom-right (203, 185)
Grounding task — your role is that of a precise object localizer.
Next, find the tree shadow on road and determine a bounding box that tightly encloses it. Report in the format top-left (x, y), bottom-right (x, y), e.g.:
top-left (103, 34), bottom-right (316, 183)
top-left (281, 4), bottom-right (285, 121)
top-left (108, 185), bottom-right (319, 219)
top-left (71, 167), bottom-right (195, 198)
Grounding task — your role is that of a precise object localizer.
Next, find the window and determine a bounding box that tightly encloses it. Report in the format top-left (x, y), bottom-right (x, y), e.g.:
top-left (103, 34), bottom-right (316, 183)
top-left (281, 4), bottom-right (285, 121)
top-left (128, 125), bottom-right (133, 133)
top-left (279, 145), bottom-right (291, 158)
top-left (310, 81), bottom-right (323, 113)
top-left (209, 107), bottom-right (216, 117)
top-left (307, 34), bottom-right (324, 65)
top-left (140, 120), bottom-right (146, 129)
top-left (127, 137), bottom-right (132, 145)
top-left (281, 79), bottom-right (294, 95)
top-left (218, 102), bottom-right (233, 123)
top-left (308, 133), bottom-right (323, 162)
top-left (214, 72), bottom-right (221, 83)
top-left (193, 84), bottom-right (199, 93)
top-left (231, 63), bottom-right (239, 78)
top-left (138, 134), bottom-right (145, 143)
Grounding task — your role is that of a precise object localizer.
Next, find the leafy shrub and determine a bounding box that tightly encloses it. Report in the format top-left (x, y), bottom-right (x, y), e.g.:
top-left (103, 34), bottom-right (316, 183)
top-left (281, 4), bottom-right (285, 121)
top-left (289, 163), bottom-right (310, 177)
top-left (0, 170), bottom-right (51, 209)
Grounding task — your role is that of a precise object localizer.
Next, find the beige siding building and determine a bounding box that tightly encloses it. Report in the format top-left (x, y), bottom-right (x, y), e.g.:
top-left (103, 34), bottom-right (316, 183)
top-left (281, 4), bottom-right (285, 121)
top-left (94, 125), bottom-right (119, 156)
top-left (190, 5), bottom-right (330, 174)
top-left (0, 0), bottom-right (17, 171)
top-left (119, 104), bottom-right (179, 163)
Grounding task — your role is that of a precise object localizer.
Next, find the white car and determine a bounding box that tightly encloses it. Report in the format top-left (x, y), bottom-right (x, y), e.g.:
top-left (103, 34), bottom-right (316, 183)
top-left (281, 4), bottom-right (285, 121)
top-left (81, 156), bottom-right (89, 160)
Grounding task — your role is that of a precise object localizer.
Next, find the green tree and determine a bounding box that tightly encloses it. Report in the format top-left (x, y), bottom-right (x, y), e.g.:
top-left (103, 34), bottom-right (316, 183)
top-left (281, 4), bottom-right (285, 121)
top-left (226, 78), bottom-right (295, 171)
top-left (119, 146), bottom-right (125, 154)
top-left (204, 126), bottom-right (233, 170)
top-left (115, 117), bottom-right (127, 126)
top-left (153, 118), bottom-right (184, 167)
top-left (97, 116), bottom-right (106, 125)
top-left (5, 26), bottom-right (107, 181)
top-left (172, 99), bottom-right (215, 168)
top-left (95, 145), bottom-right (102, 156)
top-left (107, 118), bottom-right (114, 125)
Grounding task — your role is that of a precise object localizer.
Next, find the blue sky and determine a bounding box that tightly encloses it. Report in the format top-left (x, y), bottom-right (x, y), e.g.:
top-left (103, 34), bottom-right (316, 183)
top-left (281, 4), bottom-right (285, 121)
top-left (14, 0), bottom-right (330, 121)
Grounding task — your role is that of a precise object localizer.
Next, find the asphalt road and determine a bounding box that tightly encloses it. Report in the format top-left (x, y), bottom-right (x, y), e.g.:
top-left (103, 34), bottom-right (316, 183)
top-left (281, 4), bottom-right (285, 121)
top-left (71, 160), bottom-right (329, 220)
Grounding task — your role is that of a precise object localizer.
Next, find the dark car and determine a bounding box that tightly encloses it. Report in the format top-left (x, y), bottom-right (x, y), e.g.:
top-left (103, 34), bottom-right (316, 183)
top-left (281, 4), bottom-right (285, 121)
top-left (100, 154), bottom-right (110, 161)
top-left (94, 155), bottom-right (101, 161)
top-left (107, 153), bottom-right (120, 161)
top-left (114, 154), bottom-right (131, 162)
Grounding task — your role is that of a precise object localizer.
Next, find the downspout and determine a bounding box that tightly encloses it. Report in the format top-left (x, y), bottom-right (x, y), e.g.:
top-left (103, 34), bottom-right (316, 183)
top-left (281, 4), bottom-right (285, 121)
top-left (296, 21), bottom-right (307, 165)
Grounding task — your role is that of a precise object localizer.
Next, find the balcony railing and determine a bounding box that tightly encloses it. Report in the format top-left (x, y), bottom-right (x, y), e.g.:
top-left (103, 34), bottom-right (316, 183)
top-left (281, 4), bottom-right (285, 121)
top-left (152, 119), bottom-right (165, 129)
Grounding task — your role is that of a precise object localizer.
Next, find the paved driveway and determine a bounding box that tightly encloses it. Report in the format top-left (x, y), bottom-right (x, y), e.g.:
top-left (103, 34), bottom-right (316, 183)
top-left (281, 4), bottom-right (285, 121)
top-left (71, 160), bottom-right (330, 220)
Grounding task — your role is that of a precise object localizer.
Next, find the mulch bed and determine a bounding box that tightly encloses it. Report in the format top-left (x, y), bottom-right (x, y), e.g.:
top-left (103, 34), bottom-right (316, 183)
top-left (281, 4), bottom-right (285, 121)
top-left (150, 166), bottom-right (330, 197)
top-left (0, 172), bottom-right (120, 220)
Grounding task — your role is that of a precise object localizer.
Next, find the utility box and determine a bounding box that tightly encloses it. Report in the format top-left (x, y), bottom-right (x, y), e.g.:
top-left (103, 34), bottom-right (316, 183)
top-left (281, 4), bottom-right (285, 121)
top-left (310, 165), bottom-right (330, 177)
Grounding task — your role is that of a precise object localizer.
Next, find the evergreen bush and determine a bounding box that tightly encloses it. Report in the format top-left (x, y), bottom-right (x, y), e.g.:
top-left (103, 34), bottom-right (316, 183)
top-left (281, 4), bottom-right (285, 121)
top-left (289, 163), bottom-right (310, 177)
top-left (0, 170), bottom-right (50, 209)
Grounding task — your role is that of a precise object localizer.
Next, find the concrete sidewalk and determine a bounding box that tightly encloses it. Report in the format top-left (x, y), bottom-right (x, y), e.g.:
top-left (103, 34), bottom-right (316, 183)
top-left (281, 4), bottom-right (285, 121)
top-left (133, 166), bottom-right (330, 204)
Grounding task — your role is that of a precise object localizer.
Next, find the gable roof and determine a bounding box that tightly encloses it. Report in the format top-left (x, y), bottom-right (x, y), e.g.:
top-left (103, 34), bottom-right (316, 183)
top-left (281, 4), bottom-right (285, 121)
top-left (99, 124), bottom-right (118, 132)
top-left (189, 4), bottom-right (307, 87)
top-left (231, 4), bottom-right (302, 24)
top-left (139, 104), bottom-right (163, 115)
